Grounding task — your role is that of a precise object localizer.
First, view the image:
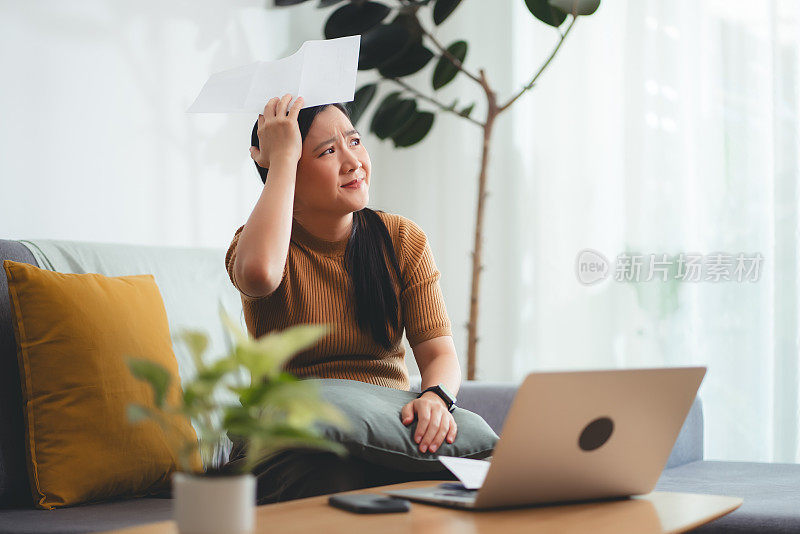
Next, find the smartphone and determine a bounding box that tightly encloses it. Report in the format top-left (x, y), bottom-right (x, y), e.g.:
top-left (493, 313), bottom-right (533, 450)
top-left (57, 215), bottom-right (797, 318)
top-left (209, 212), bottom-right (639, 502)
top-left (328, 493), bottom-right (411, 514)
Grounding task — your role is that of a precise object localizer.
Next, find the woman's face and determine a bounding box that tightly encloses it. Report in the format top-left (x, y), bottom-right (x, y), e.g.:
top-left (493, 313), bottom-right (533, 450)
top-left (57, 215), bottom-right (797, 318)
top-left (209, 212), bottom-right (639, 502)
top-left (294, 106), bottom-right (371, 218)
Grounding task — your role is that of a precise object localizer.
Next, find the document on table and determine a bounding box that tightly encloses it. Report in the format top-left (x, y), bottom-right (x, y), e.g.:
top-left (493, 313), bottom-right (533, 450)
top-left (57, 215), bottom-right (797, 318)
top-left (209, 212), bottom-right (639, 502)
top-left (438, 456), bottom-right (491, 490)
top-left (187, 34), bottom-right (361, 113)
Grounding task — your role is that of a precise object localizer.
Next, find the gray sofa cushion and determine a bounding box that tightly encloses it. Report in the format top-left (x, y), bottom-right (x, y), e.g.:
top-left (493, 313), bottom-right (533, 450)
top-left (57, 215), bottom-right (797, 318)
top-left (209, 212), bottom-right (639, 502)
top-left (657, 460), bottom-right (800, 532)
top-left (0, 497), bottom-right (172, 534)
top-left (0, 240), bottom-right (37, 508)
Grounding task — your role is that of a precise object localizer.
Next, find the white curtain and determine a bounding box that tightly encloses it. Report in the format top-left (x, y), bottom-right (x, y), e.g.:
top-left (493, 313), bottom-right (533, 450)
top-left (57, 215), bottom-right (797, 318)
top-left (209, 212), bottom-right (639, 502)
top-left (508, 0), bottom-right (800, 463)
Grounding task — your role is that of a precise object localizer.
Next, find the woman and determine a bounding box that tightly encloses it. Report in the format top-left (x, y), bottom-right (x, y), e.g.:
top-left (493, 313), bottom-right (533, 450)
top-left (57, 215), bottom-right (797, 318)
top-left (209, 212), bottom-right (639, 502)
top-left (224, 93), bottom-right (461, 502)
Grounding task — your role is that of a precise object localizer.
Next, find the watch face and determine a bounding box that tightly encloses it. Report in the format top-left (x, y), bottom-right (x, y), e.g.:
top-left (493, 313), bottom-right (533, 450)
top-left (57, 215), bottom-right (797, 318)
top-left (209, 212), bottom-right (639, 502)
top-left (437, 384), bottom-right (455, 404)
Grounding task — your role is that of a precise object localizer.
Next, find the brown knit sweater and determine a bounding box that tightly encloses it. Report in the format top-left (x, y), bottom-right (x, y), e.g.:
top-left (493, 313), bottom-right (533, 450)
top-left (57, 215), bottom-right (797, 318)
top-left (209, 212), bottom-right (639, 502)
top-left (225, 211), bottom-right (452, 391)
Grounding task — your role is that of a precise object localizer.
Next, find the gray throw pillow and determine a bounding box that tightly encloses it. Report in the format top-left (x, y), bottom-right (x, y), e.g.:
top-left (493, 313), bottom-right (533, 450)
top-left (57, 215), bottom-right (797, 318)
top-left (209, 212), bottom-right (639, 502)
top-left (311, 378), bottom-right (499, 472)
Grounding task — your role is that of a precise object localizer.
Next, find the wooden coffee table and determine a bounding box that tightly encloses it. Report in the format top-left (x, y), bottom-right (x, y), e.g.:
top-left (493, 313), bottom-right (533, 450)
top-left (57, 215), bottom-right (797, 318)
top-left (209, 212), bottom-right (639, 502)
top-left (101, 480), bottom-right (742, 534)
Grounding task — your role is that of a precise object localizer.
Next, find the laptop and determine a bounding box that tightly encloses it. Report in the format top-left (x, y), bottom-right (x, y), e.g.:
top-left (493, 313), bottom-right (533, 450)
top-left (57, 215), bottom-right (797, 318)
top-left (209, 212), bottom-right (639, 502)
top-left (384, 366), bottom-right (706, 510)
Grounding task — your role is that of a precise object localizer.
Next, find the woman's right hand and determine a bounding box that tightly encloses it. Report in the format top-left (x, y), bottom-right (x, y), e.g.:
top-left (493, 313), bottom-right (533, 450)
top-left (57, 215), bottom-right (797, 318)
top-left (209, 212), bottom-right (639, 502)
top-left (249, 93), bottom-right (304, 168)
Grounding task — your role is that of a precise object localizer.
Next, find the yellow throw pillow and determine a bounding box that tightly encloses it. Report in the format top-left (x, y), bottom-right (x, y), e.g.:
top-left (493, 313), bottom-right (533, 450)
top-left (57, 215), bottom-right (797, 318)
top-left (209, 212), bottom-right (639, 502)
top-left (3, 260), bottom-right (201, 509)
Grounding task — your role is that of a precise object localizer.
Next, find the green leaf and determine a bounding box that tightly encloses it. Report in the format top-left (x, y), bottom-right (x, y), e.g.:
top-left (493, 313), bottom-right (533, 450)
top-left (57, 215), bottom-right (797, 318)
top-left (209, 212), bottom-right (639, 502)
top-left (323, 1), bottom-right (391, 40)
top-left (369, 91), bottom-right (401, 133)
top-left (254, 324), bottom-right (330, 368)
top-left (371, 97), bottom-right (417, 140)
top-left (127, 358), bottom-right (171, 407)
top-left (349, 83), bottom-right (377, 126)
top-left (196, 357), bottom-right (237, 383)
top-left (524, 0), bottom-right (568, 27)
top-left (431, 40), bottom-right (467, 90)
top-left (458, 102), bottom-right (475, 118)
top-left (224, 321), bottom-right (330, 382)
top-left (378, 42), bottom-right (434, 78)
top-left (126, 403), bottom-right (154, 424)
top-left (392, 111), bottom-right (435, 147)
top-left (549, 0), bottom-right (601, 16)
top-left (433, 0), bottom-right (462, 26)
top-left (358, 23), bottom-right (412, 70)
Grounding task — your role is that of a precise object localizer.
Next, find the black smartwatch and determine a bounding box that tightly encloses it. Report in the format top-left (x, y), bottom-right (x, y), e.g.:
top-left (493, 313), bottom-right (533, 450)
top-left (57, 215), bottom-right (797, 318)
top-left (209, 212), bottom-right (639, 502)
top-left (418, 384), bottom-right (456, 413)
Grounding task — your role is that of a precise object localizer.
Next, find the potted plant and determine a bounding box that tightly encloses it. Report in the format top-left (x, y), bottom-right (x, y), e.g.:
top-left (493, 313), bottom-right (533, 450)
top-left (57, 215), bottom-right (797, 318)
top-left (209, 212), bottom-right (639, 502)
top-left (125, 305), bottom-right (347, 534)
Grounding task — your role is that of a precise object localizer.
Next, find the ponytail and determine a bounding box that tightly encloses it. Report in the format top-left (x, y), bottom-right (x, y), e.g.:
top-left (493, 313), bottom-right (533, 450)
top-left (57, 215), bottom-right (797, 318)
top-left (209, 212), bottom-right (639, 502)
top-left (346, 208), bottom-right (403, 350)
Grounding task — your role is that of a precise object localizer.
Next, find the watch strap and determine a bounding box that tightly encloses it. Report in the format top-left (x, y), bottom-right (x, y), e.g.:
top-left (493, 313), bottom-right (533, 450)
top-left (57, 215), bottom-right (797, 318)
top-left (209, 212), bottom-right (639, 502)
top-left (418, 385), bottom-right (456, 412)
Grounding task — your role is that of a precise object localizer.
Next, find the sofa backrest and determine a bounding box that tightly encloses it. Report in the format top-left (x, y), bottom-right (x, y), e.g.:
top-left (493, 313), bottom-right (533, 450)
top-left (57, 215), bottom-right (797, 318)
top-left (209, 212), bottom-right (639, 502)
top-left (0, 240), bottom-right (38, 507)
top-left (0, 238), bottom-right (245, 507)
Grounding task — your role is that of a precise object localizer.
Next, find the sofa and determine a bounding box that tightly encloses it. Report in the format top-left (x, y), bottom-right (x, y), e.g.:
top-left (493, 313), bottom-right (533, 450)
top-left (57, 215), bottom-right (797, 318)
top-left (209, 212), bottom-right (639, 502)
top-left (1, 237), bottom-right (799, 534)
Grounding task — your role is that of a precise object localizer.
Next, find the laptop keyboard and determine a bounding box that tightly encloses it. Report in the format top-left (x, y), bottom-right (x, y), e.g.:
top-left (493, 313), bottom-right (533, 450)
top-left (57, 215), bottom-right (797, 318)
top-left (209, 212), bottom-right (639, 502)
top-left (437, 483), bottom-right (478, 498)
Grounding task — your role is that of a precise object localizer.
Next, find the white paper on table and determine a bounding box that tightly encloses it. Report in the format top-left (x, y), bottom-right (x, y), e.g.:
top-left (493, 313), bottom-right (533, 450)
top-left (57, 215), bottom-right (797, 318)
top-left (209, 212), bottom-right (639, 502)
top-left (187, 34), bottom-right (361, 113)
top-left (438, 456), bottom-right (491, 490)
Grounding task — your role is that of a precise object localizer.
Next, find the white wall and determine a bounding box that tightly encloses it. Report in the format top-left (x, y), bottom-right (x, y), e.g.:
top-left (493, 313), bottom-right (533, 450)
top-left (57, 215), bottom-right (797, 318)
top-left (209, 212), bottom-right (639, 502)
top-left (0, 0), bottom-right (534, 382)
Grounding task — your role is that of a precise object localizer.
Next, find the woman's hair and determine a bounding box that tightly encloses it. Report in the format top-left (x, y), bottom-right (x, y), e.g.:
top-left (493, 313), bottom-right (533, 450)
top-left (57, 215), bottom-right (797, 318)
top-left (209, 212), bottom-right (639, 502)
top-left (250, 104), bottom-right (403, 350)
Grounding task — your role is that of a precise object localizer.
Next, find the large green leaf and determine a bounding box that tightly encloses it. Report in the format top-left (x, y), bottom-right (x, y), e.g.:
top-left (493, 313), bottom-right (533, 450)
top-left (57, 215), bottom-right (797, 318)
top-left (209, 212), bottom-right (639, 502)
top-left (378, 42), bottom-right (435, 78)
top-left (235, 326), bottom-right (331, 381)
top-left (431, 40), bottom-right (467, 90)
top-left (433, 0), bottom-right (463, 25)
top-left (369, 91), bottom-right (400, 136)
top-left (323, 1), bottom-right (390, 39)
top-left (349, 83), bottom-right (377, 126)
top-left (358, 23), bottom-right (412, 70)
top-left (392, 111), bottom-right (434, 147)
top-left (549, 0), bottom-right (601, 16)
top-left (195, 357), bottom-right (237, 384)
top-left (126, 358), bottom-right (171, 408)
top-left (219, 304), bottom-right (329, 380)
top-left (371, 97), bottom-right (417, 139)
top-left (524, 0), bottom-right (568, 27)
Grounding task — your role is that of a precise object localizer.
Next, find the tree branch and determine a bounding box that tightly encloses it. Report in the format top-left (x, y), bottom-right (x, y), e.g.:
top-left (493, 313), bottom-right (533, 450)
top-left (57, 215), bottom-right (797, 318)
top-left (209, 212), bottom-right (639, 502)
top-left (497, 15), bottom-right (577, 114)
top-left (405, 9), bottom-right (483, 85)
top-left (386, 75), bottom-right (484, 127)
top-left (422, 28), bottom-right (483, 85)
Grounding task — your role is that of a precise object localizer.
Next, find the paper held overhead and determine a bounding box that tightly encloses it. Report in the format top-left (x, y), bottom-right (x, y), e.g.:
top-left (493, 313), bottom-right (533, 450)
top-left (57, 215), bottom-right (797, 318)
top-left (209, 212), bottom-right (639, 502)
top-left (187, 35), bottom-right (361, 113)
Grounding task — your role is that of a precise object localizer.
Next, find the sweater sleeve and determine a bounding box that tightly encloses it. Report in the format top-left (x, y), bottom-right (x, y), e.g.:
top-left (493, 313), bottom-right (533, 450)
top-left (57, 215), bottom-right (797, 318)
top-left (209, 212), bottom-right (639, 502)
top-left (398, 217), bottom-right (452, 346)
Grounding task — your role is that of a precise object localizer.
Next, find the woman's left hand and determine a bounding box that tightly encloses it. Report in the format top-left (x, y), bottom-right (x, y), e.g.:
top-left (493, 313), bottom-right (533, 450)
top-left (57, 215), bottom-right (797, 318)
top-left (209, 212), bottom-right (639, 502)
top-left (401, 392), bottom-right (457, 453)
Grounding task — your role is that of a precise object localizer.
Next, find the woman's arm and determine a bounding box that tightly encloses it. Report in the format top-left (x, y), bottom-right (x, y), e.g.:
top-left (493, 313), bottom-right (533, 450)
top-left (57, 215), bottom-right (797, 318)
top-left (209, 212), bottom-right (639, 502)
top-left (401, 335), bottom-right (462, 453)
top-left (234, 155), bottom-right (297, 297)
top-left (415, 335), bottom-right (461, 396)
top-left (234, 95), bottom-right (303, 297)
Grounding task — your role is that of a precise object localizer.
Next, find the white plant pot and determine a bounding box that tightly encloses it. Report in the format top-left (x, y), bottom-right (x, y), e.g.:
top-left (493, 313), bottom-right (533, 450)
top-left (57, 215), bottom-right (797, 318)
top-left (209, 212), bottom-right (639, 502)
top-left (172, 472), bottom-right (256, 534)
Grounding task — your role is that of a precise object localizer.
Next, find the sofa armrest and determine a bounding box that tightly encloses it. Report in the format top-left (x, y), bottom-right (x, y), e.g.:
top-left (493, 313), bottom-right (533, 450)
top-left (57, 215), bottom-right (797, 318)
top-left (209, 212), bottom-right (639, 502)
top-left (454, 381), bottom-right (518, 435)
top-left (665, 396), bottom-right (704, 468)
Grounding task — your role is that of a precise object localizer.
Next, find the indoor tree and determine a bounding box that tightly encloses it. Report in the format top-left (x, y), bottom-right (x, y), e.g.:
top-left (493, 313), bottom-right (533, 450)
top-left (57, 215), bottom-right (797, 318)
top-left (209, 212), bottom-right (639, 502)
top-left (275, 0), bottom-right (601, 379)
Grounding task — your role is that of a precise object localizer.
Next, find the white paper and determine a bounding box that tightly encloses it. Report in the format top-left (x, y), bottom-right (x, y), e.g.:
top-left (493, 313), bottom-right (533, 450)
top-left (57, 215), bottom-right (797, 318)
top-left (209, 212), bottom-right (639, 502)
top-left (187, 35), bottom-right (361, 113)
top-left (438, 456), bottom-right (491, 490)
